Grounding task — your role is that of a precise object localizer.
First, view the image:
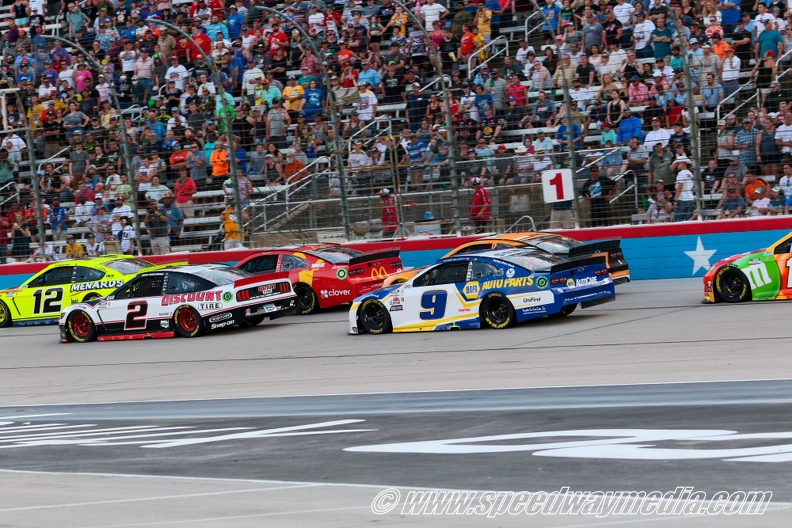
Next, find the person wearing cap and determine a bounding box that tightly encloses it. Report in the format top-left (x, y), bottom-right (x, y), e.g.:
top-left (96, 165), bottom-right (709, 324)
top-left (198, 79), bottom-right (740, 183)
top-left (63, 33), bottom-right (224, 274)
top-left (468, 176), bottom-right (491, 231)
top-left (617, 109), bottom-right (645, 144)
top-left (731, 19), bottom-right (753, 65)
top-left (733, 118), bottom-right (759, 168)
top-left (282, 75), bottom-right (306, 120)
top-left (165, 56), bottom-right (189, 91)
top-left (745, 184), bottom-right (772, 216)
top-left (173, 168), bottom-right (197, 219)
top-left (63, 234), bottom-right (86, 259)
top-left (669, 155), bottom-right (695, 221)
top-left (632, 11), bottom-right (655, 59)
top-left (356, 81), bottom-right (379, 123)
top-left (159, 192), bottom-right (184, 248)
top-left (581, 165), bottom-right (616, 227)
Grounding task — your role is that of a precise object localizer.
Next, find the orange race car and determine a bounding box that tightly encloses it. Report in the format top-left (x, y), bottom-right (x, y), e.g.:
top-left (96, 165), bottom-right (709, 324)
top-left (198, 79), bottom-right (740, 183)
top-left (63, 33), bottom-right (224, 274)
top-left (384, 233), bottom-right (630, 286)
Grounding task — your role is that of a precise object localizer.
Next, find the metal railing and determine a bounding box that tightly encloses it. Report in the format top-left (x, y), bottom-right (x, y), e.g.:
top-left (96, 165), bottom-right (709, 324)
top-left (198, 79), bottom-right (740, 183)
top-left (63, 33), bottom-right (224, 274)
top-left (0, 180), bottom-right (18, 206)
top-left (468, 36), bottom-right (510, 80)
top-left (523, 11), bottom-right (543, 42)
top-left (506, 215), bottom-right (536, 232)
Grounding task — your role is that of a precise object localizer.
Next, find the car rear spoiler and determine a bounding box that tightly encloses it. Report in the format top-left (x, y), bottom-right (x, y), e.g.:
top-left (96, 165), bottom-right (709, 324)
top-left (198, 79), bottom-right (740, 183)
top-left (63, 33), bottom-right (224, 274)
top-left (567, 239), bottom-right (621, 258)
top-left (348, 248), bottom-right (400, 265)
top-left (549, 256), bottom-right (607, 274)
top-left (234, 272), bottom-right (290, 288)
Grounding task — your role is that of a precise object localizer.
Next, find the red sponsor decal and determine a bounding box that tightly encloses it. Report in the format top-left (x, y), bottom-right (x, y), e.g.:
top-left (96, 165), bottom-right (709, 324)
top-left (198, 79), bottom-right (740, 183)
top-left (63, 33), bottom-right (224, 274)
top-left (162, 291), bottom-right (221, 306)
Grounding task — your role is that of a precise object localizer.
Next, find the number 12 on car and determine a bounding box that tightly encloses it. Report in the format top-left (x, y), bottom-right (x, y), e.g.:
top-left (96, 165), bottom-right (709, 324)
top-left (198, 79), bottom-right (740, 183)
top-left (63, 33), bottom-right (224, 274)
top-left (541, 169), bottom-right (574, 204)
top-left (420, 290), bottom-right (447, 320)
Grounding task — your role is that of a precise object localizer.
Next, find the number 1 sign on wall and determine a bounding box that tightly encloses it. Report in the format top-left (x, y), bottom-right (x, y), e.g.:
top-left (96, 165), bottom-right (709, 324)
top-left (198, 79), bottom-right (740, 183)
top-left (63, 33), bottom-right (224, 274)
top-left (541, 169), bottom-right (574, 204)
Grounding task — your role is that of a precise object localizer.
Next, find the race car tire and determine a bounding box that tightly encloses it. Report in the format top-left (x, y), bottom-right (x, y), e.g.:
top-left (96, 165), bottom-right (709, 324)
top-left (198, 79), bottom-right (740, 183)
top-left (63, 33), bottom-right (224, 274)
top-left (358, 298), bottom-right (392, 334)
top-left (0, 300), bottom-right (11, 328)
top-left (173, 305), bottom-right (203, 337)
top-left (716, 267), bottom-right (752, 303)
top-left (480, 293), bottom-right (516, 329)
top-left (82, 293), bottom-right (101, 303)
top-left (548, 303), bottom-right (577, 318)
top-left (240, 314), bottom-right (266, 327)
top-left (67, 310), bottom-right (97, 343)
top-left (294, 283), bottom-right (319, 315)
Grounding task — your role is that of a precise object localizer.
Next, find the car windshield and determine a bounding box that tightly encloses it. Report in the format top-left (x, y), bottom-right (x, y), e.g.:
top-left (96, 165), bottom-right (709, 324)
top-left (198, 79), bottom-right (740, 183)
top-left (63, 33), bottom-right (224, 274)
top-left (192, 266), bottom-right (251, 286)
top-left (500, 251), bottom-right (564, 272)
top-left (309, 246), bottom-right (363, 264)
top-left (530, 236), bottom-right (581, 255)
top-left (103, 258), bottom-right (155, 275)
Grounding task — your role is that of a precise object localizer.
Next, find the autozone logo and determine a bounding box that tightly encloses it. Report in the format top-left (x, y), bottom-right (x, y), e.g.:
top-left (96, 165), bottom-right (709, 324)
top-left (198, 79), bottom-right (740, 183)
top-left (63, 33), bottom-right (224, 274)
top-left (162, 291), bottom-right (223, 306)
top-left (575, 277), bottom-right (598, 287)
top-left (209, 313), bottom-right (232, 323)
top-left (321, 289), bottom-right (351, 298)
top-left (70, 280), bottom-right (124, 292)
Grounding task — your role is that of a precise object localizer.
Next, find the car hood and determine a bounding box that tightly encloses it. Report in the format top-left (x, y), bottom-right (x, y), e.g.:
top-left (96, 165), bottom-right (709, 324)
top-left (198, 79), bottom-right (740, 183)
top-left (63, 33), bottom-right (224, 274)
top-left (353, 283), bottom-right (402, 303)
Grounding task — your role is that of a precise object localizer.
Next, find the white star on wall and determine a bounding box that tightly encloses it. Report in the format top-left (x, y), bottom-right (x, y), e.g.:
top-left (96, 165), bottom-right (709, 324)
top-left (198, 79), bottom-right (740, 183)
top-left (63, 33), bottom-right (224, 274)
top-left (685, 237), bottom-right (717, 275)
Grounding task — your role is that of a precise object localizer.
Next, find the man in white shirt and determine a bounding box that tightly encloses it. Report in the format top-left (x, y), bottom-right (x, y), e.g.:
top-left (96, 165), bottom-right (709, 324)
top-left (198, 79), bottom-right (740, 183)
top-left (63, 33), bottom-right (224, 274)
top-left (775, 111), bottom-right (792, 153)
top-left (673, 156), bottom-right (696, 221)
top-left (73, 196), bottom-right (95, 226)
top-left (643, 117), bottom-right (671, 149)
top-left (356, 83), bottom-right (378, 122)
top-left (111, 196), bottom-right (134, 219)
top-left (420, 0), bottom-right (449, 32)
top-left (515, 41), bottom-right (534, 65)
top-left (632, 12), bottom-right (655, 58)
top-left (165, 56), bottom-right (189, 91)
top-left (614, 0), bottom-right (635, 31)
top-left (721, 49), bottom-right (741, 98)
top-left (308, 6), bottom-right (325, 34)
top-left (755, 4), bottom-right (776, 38)
top-left (607, 42), bottom-right (628, 72)
top-left (598, 53), bottom-right (620, 78)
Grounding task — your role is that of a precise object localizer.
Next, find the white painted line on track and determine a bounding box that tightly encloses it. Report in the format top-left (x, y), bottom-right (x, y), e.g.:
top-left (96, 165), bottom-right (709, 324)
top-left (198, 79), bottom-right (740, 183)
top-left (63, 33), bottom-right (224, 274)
top-left (3, 378), bottom-right (792, 409)
top-left (0, 484), bottom-right (319, 513)
top-left (80, 506), bottom-right (371, 528)
top-left (1, 468), bottom-right (791, 506)
top-left (0, 413), bottom-right (73, 419)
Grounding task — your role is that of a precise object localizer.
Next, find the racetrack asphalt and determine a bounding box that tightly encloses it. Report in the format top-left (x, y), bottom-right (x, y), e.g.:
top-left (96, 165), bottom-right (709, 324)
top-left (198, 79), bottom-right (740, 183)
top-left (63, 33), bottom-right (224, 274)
top-left (2, 278), bottom-right (792, 527)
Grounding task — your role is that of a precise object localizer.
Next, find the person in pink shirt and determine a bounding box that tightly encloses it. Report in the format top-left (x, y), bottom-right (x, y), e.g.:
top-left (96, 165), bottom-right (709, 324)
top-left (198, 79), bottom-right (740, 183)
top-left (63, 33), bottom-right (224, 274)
top-left (505, 74), bottom-right (528, 106)
top-left (628, 75), bottom-right (650, 106)
top-left (73, 63), bottom-right (93, 94)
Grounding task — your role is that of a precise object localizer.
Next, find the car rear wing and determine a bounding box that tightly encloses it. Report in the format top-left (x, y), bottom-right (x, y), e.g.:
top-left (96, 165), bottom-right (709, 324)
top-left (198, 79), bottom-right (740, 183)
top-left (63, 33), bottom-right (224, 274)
top-left (549, 256), bottom-right (607, 274)
top-left (567, 239), bottom-right (621, 258)
top-left (348, 248), bottom-right (400, 266)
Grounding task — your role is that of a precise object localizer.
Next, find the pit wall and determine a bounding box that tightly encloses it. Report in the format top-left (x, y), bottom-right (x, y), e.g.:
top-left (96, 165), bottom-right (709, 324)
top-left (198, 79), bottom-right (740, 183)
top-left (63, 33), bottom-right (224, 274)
top-left (2, 217), bottom-right (790, 289)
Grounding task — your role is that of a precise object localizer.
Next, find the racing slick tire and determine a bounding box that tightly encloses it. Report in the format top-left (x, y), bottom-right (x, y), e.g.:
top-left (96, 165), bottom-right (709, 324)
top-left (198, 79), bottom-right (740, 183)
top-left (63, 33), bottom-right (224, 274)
top-left (480, 292), bottom-right (516, 329)
top-left (548, 303), bottom-right (577, 318)
top-left (294, 283), bottom-right (319, 315)
top-left (0, 300), bottom-right (11, 328)
top-left (357, 298), bottom-right (392, 334)
top-left (240, 314), bottom-right (266, 327)
top-left (715, 267), bottom-right (752, 303)
top-left (66, 310), bottom-right (97, 342)
top-left (82, 293), bottom-right (101, 303)
top-left (173, 305), bottom-right (204, 338)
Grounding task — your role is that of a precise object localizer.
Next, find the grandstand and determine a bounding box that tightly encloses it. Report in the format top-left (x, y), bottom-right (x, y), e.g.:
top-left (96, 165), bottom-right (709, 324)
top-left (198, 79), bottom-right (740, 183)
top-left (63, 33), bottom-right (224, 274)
top-left (0, 0), bottom-right (789, 261)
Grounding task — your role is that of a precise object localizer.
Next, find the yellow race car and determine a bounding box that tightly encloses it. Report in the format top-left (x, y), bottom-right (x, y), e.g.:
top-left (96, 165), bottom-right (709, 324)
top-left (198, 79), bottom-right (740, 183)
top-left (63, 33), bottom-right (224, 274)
top-left (0, 256), bottom-right (180, 327)
top-left (384, 233), bottom-right (630, 286)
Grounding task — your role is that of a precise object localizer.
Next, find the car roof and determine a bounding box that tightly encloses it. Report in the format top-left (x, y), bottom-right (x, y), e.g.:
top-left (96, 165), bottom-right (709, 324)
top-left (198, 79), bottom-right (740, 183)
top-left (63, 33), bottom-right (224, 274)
top-left (44, 255), bottom-right (135, 267)
top-left (141, 264), bottom-right (232, 275)
top-left (444, 247), bottom-right (555, 261)
top-left (486, 232), bottom-right (562, 243)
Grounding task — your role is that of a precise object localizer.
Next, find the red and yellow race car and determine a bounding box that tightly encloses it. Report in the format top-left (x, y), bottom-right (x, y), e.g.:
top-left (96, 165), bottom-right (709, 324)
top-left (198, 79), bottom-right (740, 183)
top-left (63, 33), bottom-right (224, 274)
top-left (235, 244), bottom-right (403, 314)
top-left (384, 232), bottom-right (630, 286)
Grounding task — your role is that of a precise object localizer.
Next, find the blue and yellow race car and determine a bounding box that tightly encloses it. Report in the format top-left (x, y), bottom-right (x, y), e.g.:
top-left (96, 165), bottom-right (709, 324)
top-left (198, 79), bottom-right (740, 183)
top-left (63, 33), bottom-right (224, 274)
top-left (349, 248), bottom-right (616, 334)
top-left (0, 256), bottom-right (178, 327)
